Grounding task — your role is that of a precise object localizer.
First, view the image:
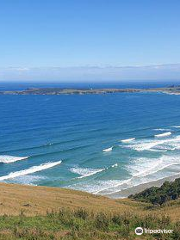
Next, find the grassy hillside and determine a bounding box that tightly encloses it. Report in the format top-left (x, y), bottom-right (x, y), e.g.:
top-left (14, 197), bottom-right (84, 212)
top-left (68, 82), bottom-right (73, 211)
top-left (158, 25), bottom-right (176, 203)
top-left (0, 183), bottom-right (180, 239)
top-left (0, 183), bottom-right (140, 216)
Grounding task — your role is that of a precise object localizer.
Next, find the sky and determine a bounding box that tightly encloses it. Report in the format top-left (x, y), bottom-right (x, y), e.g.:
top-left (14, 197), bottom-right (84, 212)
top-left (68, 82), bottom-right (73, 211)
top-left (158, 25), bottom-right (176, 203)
top-left (0, 0), bottom-right (180, 82)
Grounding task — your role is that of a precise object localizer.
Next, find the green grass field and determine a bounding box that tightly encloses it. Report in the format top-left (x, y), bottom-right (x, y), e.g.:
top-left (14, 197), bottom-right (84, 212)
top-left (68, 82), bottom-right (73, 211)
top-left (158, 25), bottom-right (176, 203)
top-left (0, 208), bottom-right (179, 240)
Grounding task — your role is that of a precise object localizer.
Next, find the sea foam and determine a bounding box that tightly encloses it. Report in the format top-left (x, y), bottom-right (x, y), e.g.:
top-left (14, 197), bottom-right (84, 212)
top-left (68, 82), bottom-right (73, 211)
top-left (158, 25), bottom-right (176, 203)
top-left (70, 167), bottom-right (105, 179)
top-left (153, 128), bottom-right (171, 131)
top-left (103, 147), bottom-right (113, 152)
top-left (70, 162), bottom-right (118, 179)
top-left (0, 155), bottom-right (28, 164)
top-left (111, 163), bottom-right (118, 168)
top-left (11, 175), bottom-right (45, 185)
top-left (154, 132), bottom-right (172, 138)
top-left (125, 135), bottom-right (180, 151)
top-left (121, 138), bottom-right (135, 143)
top-left (95, 155), bottom-right (180, 195)
top-left (0, 160), bottom-right (62, 181)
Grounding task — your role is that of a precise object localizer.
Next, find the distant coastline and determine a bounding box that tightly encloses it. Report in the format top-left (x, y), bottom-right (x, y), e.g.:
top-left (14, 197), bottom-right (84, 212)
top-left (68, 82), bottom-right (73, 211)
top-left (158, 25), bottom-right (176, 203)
top-left (1, 86), bottom-right (180, 95)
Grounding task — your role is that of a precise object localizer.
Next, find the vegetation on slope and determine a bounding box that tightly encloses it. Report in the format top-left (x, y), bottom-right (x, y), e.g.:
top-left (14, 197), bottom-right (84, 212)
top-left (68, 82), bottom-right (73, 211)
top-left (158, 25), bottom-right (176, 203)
top-left (0, 208), bottom-right (179, 240)
top-left (1, 182), bottom-right (180, 239)
top-left (129, 178), bottom-right (180, 206)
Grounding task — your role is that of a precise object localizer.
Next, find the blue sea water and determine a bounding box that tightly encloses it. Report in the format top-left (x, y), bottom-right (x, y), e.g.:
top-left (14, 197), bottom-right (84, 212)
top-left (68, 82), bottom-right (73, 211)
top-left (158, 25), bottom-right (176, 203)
top-left (1, 82), bottom-right (180, 197)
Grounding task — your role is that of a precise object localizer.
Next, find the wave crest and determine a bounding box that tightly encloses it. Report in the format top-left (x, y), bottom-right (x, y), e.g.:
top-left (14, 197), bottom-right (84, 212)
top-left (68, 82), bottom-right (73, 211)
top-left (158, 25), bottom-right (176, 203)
top-left (125, 135), bottom-right (180, 151)
top-left (70, 167), bottom-right (105, 179)
top-left (121, 138), bottom-right (135, 143)
top-left (0, 155), bottom-right (28, 164)
top-left (70, 163), bottom-right (118, 180)
top-left (103, 147), bottom-right (113, 152)
top-left (154, 128), bottom-right (171, 131)
top-left (154, 132), bottom-right (172, 138)
top-left (0, 160), bottom-right (62, 181)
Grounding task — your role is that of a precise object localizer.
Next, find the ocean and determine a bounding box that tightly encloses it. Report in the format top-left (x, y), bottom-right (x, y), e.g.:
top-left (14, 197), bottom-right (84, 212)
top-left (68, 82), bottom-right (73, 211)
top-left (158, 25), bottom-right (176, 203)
top-left (1, 82), bottom-right (180, 198)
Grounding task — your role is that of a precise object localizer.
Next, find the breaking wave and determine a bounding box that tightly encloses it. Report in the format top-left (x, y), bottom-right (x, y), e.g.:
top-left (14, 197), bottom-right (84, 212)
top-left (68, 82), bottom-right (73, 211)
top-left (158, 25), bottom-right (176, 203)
top-left (153, 128), bottom-right (171, 131)
top-left (94, 155), bottom-right (180, 195)
top-left (103, 147), bottom-right (113, 152)
top-left (154, 132), bottom-right (172, 138)
top-left (70, 167), bottom-right (105, 179)
top-left (0, 160), bottom-right (62, 181)
top-left (125, 135), bottom-right (180, 152)
top-left (120, 138), bottom-right (135, 143)
top-left (0, 155), bottom-right (28, 164)
top-left (112, 163), bottom-right (118, 168)
top-left (70, 163), bottom-right (118, 179)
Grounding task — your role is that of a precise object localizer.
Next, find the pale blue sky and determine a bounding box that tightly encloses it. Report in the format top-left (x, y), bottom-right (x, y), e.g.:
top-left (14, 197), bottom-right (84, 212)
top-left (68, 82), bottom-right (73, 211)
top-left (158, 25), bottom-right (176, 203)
top-left (0, 0), bottom-right (180, 81)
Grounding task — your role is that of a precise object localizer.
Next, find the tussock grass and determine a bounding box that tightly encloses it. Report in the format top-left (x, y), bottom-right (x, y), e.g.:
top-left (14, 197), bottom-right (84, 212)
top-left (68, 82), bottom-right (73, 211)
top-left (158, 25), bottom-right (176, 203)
top-left (0, 208), bottom-right (179, 240)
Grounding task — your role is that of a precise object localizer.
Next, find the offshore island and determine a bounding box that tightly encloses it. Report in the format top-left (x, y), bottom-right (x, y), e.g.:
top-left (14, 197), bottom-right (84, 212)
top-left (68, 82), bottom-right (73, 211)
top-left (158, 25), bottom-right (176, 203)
top-left (1, 85), bottom-right (180, 95)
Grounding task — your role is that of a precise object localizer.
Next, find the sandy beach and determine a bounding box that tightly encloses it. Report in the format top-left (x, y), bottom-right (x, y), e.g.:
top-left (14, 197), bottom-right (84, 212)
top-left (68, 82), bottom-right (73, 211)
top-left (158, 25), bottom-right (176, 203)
top-left (109, 174), bottom-right (180, 198)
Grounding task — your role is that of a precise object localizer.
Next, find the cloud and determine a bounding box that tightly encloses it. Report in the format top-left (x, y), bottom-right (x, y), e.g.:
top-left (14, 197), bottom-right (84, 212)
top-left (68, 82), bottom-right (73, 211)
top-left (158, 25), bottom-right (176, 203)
top-left (0, 64), bottom-right (180, 82)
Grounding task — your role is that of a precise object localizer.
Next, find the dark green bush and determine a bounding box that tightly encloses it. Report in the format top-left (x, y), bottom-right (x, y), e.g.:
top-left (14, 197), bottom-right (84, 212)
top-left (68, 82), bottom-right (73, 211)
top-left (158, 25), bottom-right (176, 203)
top-left (129, 178), bottom-right (180, 205)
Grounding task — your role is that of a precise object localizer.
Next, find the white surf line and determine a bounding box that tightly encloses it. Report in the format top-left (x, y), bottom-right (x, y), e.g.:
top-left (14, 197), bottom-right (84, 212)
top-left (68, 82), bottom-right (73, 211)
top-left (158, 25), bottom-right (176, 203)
top-left (70, 167), bottom-right (105, 179)
top-left (120, 138), bottom-right (135, 143)
top-left (153, 128), bottom-right (171, 131)
top-left (0, 160), bottom-right (62, 181)
top-left (106, 165), bottom-right (180, 196)
top-left (94, 178), bottom-right (132, 194)
top-left (129, 135), bottom-right (180, 151)
top-left (149, 149), bottom-right (167, 152)
top-left (103, 147), bottom-right (113, 152)
top-left (0, 155), bottom-right (28, 164)
top-left (104, 173), bottom-right (180, 198)
top-left (71, 162), bottom-right (118, 180)
top-left (154, 132), bottom-right (172, 138)
top-left (95, 159), bottom-right (180, 195)
top-left (111, 163), bottom-right (118, 168)
top-left (76, 169), bottom-right (105, 179)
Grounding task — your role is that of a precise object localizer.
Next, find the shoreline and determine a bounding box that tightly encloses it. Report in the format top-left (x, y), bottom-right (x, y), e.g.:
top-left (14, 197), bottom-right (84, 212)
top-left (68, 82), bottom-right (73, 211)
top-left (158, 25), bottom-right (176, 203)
top-left (0, 175), bottom-right (180, 221)
top-left (107, 174), bottom-right (180, 199)
top-left (1, 172), bottom-right (180, 201)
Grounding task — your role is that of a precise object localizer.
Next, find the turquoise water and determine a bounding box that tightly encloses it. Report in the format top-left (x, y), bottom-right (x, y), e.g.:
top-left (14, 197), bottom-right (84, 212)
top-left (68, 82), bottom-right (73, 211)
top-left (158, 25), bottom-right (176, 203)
top-left (1, 83), bottom-right (180, 197)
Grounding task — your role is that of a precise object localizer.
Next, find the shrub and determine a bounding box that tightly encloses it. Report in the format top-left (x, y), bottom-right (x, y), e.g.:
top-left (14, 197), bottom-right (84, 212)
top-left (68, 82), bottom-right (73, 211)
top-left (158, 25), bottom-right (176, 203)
top-left (129, 177), bottom-right (180, 205)
top-left (74, 208), bottom-right (89, 220)
top-left (95, 213), bottom-right (109, 230)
